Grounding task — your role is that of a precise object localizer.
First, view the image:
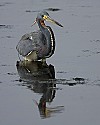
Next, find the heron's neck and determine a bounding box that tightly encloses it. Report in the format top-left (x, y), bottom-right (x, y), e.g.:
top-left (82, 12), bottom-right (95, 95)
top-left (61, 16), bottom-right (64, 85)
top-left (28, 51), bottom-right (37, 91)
top-left (37, 20), bottom-right (55, 57)
top-left (38, 20), bottom-right (51, 39)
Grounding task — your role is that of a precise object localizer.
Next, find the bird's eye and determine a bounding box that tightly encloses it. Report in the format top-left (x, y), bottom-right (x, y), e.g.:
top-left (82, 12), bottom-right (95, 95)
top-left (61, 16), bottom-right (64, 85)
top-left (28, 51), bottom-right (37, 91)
top-left (42, 15), bottom-right (44, 18)
top-left (43, 15), bottom-right (48, 20)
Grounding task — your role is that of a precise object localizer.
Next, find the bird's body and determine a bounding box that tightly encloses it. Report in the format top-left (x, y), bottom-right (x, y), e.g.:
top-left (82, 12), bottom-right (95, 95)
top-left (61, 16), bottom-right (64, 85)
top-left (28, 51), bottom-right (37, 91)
top-left (16, 11), bottom-right (63, 61)
top-left (17, 27), bottom-right (55, 61)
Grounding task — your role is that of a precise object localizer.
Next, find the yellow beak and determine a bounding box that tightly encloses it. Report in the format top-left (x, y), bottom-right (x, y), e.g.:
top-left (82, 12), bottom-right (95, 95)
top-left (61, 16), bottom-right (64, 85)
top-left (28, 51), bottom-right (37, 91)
top-left (43, 15), bottom-right (63, 27)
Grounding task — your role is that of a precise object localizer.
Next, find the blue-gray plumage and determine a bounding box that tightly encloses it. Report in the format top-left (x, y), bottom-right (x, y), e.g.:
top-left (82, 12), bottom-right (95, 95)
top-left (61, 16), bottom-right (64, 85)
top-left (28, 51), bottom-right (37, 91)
top-left (16, 11), bottom-right (63, 61)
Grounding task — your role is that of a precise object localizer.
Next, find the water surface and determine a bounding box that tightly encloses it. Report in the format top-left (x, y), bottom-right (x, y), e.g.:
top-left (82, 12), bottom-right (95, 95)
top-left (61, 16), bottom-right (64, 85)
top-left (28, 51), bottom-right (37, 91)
top-left (0, 0), bottom-right (100, 125)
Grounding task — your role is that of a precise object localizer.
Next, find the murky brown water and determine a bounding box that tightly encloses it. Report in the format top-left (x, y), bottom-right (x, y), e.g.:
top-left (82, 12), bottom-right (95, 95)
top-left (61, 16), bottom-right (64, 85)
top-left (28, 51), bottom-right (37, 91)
top-left (0, 0), bottom-right (100, 125)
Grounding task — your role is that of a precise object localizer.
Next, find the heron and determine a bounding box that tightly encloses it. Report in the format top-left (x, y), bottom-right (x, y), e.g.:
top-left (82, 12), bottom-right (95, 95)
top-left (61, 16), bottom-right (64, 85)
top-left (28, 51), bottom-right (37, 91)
top-left (16, 11), bottom-right (63, 62)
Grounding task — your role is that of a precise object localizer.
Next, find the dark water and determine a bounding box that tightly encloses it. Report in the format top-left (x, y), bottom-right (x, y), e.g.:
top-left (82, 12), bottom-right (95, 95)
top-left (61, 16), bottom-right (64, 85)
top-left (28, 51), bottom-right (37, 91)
top-left (0, 0), bottom-right (100, 125)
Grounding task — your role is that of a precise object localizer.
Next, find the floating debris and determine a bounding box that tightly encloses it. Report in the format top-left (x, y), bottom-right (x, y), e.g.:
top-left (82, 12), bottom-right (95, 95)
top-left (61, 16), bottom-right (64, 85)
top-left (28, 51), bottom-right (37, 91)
top-left (25, 8), bottom-right (61, 13)
top-left (0, 2), bottom-right (13, 7)
top-left (0, 25), bottom-right (13, 29)
top-left (73, 77), bottom-right (85, 82)
top-left (7, 72), bottom-right (17, 75)
top-left (90, 39), bottom-right (100, 43)
top-left (25, 10), bottom-right (40, 13)
top-left (82, 50), bottom-right (90, 52)
top-left (57, 71), bottom-right (67, 73)
top-left (45, 8), bottom-right (61, 11)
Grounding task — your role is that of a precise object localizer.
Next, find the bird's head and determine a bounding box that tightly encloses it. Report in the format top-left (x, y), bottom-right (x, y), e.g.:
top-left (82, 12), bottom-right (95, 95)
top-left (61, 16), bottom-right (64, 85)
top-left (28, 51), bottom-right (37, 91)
top-left (32, 11), bottom-right (63, 27)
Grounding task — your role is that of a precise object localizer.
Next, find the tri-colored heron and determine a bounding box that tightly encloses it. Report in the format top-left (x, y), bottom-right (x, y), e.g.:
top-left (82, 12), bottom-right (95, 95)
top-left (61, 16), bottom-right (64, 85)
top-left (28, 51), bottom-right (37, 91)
top-left (16, 11), bottom-right (63, 62)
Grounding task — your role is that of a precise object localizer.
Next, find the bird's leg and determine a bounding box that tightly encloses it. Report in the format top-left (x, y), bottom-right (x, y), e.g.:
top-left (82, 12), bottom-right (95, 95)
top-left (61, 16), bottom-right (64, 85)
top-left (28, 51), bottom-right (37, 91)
top-left (41, 58), bottom-right (47, 66)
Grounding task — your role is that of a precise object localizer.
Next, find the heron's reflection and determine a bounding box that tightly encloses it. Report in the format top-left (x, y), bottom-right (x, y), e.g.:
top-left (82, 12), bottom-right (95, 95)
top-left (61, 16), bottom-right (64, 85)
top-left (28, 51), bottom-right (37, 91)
top-left (16, 61), bottom-right (64, 118)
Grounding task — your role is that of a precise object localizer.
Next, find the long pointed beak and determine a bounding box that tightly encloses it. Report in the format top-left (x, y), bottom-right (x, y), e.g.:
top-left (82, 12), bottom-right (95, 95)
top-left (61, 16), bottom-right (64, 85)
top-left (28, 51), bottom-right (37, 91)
top-left (46, 16), bottom-right (63, 27)
top-left (31, 20), bottom-right (37, 27)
